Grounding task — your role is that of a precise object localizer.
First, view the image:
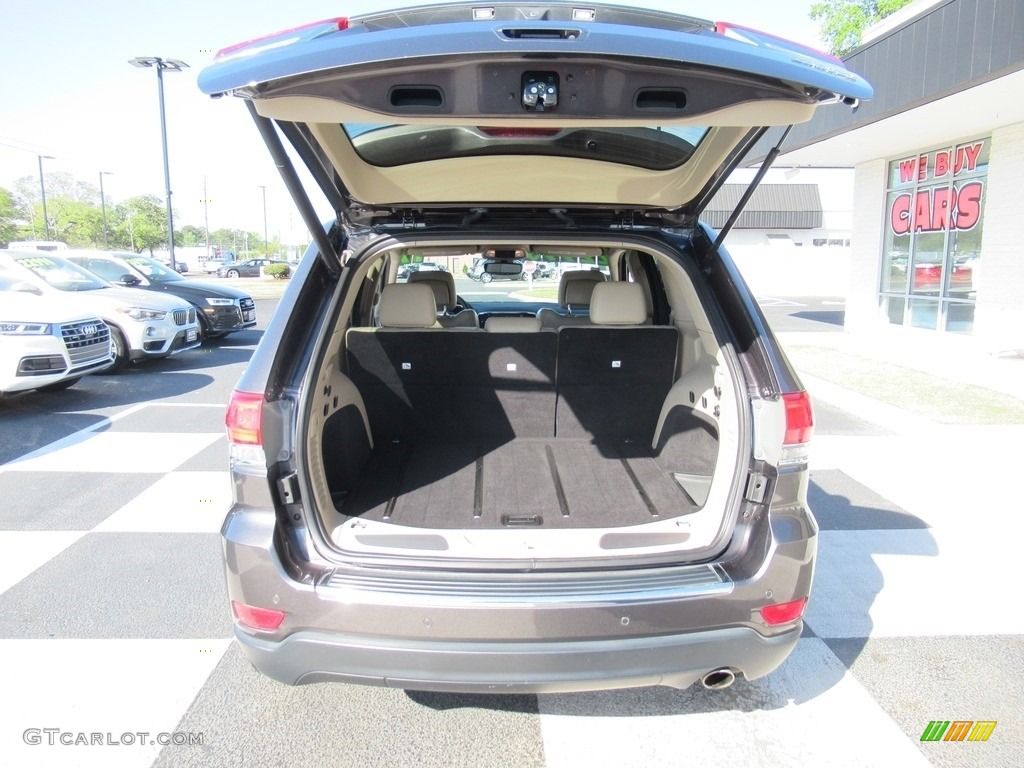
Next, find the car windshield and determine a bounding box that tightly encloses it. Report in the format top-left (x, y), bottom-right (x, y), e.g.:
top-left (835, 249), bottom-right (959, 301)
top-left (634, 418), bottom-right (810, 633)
top-left (14, 255), bottom-right (109, 292)
top-left (397, 249), bottom-right (610, 308)
top-left (124, 255), bottom-right (184, 283)
top-left (343, 124), bottom-right (709, 170)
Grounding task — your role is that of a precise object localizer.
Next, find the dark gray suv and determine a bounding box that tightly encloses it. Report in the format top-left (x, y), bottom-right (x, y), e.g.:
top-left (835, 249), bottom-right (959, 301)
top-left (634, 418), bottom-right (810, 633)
top-left (201, 2), bottom-right (870, 693)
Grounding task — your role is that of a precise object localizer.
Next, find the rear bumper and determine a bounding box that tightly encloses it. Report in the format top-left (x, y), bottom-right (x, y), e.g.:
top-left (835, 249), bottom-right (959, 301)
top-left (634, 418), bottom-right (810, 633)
top-left (235, 623), bottom-right (801, 693)
top-left (223, 492), bottom-right (816, 692)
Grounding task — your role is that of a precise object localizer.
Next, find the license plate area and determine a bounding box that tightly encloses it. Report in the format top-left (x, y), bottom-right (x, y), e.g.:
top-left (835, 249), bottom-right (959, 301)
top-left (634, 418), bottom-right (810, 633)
top-left (187, 328), bottom-right (198, 342)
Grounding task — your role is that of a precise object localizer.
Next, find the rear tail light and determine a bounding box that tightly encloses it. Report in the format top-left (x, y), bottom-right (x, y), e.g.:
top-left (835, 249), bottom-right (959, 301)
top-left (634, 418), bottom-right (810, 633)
top-left (478, 127), bottom-right (561, 138)
top-left (226, 389), bottom-right (266, 468)
top-left (779, 390), bottom-right (813, 466)
top-left (232, 601), bottom-right (285, 631)
top-left (760, 597), bottom-right (807, 626)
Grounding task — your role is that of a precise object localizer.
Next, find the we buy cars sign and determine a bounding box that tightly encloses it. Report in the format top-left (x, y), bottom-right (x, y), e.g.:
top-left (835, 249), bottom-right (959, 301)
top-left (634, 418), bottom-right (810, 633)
top-left (889, 140), bottom-right (986, 236)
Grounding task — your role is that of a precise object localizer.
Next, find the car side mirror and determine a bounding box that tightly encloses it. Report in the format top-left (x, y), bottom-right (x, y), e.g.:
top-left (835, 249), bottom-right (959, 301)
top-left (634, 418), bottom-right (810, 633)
top-left (11, 281), bottom-right (42, 295)
top-left (120, 274), bottom-right (141, 286)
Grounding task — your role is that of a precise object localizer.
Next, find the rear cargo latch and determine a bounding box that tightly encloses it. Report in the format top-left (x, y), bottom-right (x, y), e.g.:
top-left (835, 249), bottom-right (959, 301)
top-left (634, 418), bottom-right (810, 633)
top-left (744, 472), bottom-right (768, 504)
top-left (277, 472), bottom-right (301, 505)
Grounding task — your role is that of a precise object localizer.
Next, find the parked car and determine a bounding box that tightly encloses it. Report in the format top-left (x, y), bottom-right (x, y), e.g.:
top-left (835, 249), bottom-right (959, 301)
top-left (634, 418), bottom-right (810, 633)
top-left (0, 275), bottom-right (114, 395)
top-left (65, 250), bottom-right (257, 339)
top-left (202, 259), bottom-right (228, 274)
top-left (397, 261), bottom-right (445, 280)
top-left (200, 2), bottom-right (871, 693)
top-left (217, 258), bottom-right (290, 278)
top-left (153, 255), bottom-right (189, 273)
top-left (0, 251), bottom-right (201, 369)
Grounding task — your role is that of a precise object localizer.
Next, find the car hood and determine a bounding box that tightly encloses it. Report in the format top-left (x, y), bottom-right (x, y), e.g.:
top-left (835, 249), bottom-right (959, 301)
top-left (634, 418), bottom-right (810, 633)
top-left (0, 293), bottom-right (101, 324)
top-left (88, 286), bottom-right (193, 312)
top-left (198, 1), bottom-right (871, 220)
top-left (157, 279), bottom-right (253, 302)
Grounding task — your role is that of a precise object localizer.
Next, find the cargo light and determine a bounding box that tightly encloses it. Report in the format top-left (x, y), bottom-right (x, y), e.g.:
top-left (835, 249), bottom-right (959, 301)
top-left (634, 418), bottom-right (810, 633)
top-left (760, 597), bottom-right (807, 626)
top-left (215, 18), bottom-right (349, 59)
top-left (232, 601), bottom-right (285, 631)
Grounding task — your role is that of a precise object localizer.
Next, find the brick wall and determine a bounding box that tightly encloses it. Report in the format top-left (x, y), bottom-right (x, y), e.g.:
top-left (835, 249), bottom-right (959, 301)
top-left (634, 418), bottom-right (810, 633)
top-left (974, 121), bottom-right (1024, 352)
top-left (844, 159), bottom-right (887, 333)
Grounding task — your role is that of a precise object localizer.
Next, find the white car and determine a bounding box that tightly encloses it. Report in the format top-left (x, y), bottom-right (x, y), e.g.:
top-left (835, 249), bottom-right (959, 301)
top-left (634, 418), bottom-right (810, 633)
top-left (0, 277), bottom-right (115, 395)
top-left (0, 251), bottom-right (201, 370)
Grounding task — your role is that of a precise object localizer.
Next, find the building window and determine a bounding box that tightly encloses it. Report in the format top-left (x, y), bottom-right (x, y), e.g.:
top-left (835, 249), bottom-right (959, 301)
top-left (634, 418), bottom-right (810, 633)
top-left (880, 138), bottom-right (988, 333)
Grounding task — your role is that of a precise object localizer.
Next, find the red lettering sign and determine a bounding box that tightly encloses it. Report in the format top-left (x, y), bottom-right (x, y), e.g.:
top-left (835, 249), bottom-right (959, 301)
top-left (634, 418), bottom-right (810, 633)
top-left (888, 181), bottom-right (984, 235)
top-left (893, 141), bottom-right (984, 185)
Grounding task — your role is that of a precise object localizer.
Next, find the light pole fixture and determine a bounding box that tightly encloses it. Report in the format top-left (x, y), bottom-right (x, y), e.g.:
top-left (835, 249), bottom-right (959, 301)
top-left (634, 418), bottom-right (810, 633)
top-left (38, 154), bottom-right (54, 239)
top-left (99, 171), bottom-right (113, 249)
top-left (258, 185), bottom-right (269, 254)
top-left (129, 55), bottom-right (189, 269)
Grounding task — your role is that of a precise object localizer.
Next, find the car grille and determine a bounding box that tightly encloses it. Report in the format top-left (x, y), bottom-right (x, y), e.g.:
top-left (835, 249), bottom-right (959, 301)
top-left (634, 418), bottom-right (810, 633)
top-left (61, 320), bottom-right (111, 367)
top-left (172, 308), bottom-right (196, 326)
top-left (239, 297), bottom-right (255, 312)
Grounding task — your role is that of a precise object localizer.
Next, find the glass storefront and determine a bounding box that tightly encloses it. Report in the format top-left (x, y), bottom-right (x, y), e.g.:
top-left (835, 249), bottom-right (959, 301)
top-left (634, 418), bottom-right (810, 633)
top-left (880, 138), bottom-right (988, 333)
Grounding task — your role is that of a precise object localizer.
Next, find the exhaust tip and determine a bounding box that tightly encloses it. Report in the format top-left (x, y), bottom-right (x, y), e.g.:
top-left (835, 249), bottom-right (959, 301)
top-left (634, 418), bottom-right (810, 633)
top-left (701, 668), bottom-right (736, 690)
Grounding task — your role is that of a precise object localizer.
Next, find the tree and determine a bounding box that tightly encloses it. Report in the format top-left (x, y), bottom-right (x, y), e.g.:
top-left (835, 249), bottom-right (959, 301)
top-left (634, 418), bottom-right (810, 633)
top-left (115, 195), bottom-right (169, 253)
top-left (810, 0), bottom-right (914, 57)
top-left (0, 187), bottom-right (29, 246)
top-left (177, 224), bottom-right (207, 247)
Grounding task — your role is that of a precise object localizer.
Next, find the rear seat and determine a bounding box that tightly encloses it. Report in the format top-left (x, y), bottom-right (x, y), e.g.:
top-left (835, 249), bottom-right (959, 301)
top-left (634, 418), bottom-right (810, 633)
top-left (346, 281), bottom-right (678, 446)
top-left (555, 282), bottom-right (679, 441)
top-left (408, 270), bottom-right (479, 328)
top-left (536, 270), bottom-right (605, 329)
top-left (347, 283), bottom-right (556, 441)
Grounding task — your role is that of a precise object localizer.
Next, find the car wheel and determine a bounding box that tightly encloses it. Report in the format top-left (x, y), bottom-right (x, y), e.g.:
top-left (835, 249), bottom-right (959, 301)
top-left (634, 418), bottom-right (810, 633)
top-left (107, 328), bottom-right (130, 372)
top-left (227, 269), bottom-right (240, 278)
top-left (37, 377), bottom-right (81, 393)
top-left (480, 272), bottom-right (492, 283)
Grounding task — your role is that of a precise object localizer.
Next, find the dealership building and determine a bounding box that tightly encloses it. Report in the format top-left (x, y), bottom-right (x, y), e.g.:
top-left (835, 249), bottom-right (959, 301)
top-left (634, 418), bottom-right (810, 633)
top-left (756, 0), bottom-right (1024, 352)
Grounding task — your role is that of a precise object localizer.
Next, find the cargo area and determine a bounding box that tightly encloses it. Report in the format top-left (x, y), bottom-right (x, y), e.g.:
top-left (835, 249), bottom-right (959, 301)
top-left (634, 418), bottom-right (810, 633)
top-left (335, 435), bottom-right (710, 530)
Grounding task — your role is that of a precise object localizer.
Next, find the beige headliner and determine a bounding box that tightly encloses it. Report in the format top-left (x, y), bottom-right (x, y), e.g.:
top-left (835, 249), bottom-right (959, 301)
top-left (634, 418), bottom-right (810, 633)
top-left (253, 96), bottom-right (816, 208)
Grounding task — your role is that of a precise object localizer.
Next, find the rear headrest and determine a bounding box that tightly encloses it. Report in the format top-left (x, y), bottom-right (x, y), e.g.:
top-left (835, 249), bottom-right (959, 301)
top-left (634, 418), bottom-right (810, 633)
top-left (589, 282), bottom-right (647, 326)
top-left (379, 283), bottom-right (439, 328)
top-left (558, 270), bottom-right (606, 307)
top-left (484, 316), bottom-right (542, 333)
top-left (408, 270), bottom-right (457, 309)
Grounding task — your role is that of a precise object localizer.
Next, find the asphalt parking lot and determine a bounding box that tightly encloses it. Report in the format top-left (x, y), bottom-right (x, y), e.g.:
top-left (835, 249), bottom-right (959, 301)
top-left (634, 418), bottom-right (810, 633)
top-left (0, 291), bottom-right (1021, 768)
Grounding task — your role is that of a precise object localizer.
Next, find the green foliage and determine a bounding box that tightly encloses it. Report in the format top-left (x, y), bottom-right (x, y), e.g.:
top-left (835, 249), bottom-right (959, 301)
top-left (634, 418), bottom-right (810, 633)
top-left (264, 262), bottom-right (291, 279)
top-left (810, 0), bottom-right (914, 56)
top-left (0, 187), bottom-right (28, 246)
top-left (177, 224), bottom-right (207, 247)
top-left (115, 195), bottom-right (169, 253)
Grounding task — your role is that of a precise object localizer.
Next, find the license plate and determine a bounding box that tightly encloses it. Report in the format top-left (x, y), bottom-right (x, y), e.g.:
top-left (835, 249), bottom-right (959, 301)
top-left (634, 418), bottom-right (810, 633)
top-left (187, 328), bottom-right (198, 342)
top-left (244, 310), bottom-right (255, 322)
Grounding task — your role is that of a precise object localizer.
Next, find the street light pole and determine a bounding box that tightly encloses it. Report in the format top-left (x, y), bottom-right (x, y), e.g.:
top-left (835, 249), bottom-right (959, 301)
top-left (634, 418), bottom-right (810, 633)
top-left (38, 154), bottom-right (54, 239)
top-left (129, 56), bottom-right (188, 270)
top-left (259, 185), bottom-right (268, 255)
top-left (99, 171), bottom-right (112, 249)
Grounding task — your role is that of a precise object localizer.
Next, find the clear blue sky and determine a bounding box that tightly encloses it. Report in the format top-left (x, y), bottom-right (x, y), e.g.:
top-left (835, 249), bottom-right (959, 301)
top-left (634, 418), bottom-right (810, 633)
top-left (0, 0), bottom-right (824, 243)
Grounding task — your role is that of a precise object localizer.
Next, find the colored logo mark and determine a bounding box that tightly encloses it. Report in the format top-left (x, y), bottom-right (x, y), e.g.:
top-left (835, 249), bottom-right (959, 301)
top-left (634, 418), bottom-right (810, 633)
top-left (920, 721), bottom-right (996, 742)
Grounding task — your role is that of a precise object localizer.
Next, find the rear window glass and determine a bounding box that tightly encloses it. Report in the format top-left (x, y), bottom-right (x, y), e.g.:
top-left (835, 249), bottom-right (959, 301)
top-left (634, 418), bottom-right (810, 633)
top-left (343, 124), bottom-right (709, 170)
